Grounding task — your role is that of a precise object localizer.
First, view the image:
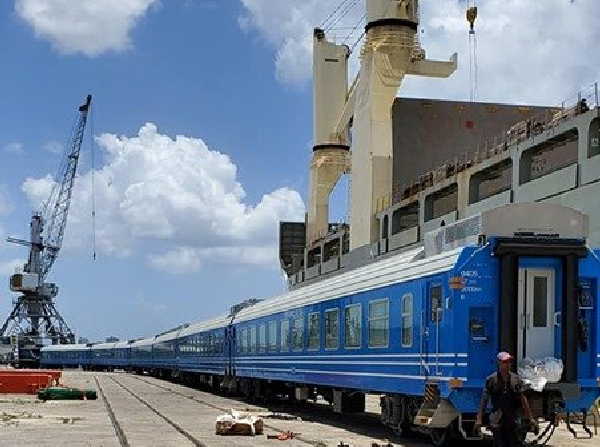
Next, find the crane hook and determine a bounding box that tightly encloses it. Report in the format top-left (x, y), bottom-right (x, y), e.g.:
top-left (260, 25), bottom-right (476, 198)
top-left (466, 6), bottom-right (478, 34)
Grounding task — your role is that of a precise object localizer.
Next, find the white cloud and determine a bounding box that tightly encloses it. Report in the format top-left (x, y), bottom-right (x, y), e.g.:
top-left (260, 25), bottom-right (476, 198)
top-left (15, 0), bottom-right (158, 56)
top-left (148, 245), bottom-right (278, 274)
top-left (42, 141), bottom-right (63, 154)
top-left (238, 0), bottom-right (364, 84)
top-left (23, 123), bottom-right (305, 274)
top-left (148, 247), bottom-right (202, 274)
top-left (400, 0), bottom-right (600, 105)
top-left (3, 142), bottom-right (24, 154)
top-left (239, 0), bottom-right (600, 104)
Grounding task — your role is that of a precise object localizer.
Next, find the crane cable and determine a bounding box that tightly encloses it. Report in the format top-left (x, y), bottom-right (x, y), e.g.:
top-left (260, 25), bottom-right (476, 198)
top-left (327, 0), bottom-right (361, 31)
top-left (342, 12), bottom-right (366, 46)
top-left (467, 1), bottom-right (479, 102)
top-left (319, 0), bottom-right (353, 30)
top-left (89, 102), bottom-right (97, 262)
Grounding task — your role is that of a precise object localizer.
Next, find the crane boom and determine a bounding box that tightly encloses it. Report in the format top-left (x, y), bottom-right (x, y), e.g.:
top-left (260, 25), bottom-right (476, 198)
top-left (41, 94), bottom-right (92, 279)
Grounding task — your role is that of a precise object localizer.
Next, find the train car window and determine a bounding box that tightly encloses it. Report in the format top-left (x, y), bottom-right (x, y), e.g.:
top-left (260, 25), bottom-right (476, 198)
top-left (430, 285), bottom-right (443, 322)
top-left (345, 304), bottom-right (362, 348)
top-left (533, 276), bottom-right (548, 327)
top-left (250, 326), bottom-right (257, 353)
top-left (292, 317), bottom-right (304, 351)
top-left (240, 328), bottom-right (247, 353)
top-left (369, 299), bottom-right (389, 348)
top-left (236, 330), bottom-right (242, 353)
top-left (268, 321), bottom-right (278, 352)
top-left (280, 319), bottom-right (290, 352)
top-left (401, 293), bottom-right (414, 347)
top-left (325, 308), bottom-right (339, 349)
top-left (259, 324), bottom-right (266, 353)
top-left (308, 312), bottom-right (320, 350)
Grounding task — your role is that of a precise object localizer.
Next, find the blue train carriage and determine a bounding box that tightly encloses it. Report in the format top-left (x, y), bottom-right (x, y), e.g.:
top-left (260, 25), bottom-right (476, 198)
top-left (226, 203), bottom-right (599, 445)
top-left (111, 341), bottom-right (132, 370)
top-left (129, 337), bottom-right (154, 373)
top-left (177, 317), bottom-right (229, 389)
top-left (230, 236), bottom-right (465, 406)
top-left (90, 342), bottom-right (118, 371)
top-left (404, 203), bottom-right (600, 444)
top-left (40, 343), bottom-right (91, 369)
top-left (151, 328), bottom-right (185, 378)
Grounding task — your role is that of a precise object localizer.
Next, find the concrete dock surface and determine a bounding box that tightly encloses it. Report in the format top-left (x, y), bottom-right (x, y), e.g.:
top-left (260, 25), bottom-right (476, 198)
top-left (0, 371), bottom-right (596, 446)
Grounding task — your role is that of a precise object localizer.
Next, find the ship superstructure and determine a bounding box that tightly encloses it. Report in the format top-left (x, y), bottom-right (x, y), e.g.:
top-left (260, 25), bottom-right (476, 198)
top-left (280, 0), bottom-right (600, 289)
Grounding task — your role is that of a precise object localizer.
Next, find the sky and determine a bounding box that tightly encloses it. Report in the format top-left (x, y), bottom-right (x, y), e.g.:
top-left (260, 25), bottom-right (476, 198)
top-left (0, 0), bottom-right (598, 342)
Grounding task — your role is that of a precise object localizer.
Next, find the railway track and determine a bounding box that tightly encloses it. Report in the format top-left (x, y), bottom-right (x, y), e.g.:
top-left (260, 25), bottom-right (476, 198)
top-left (94, 375), bottom-right (130, 447)
top-left (108, 375), bottom-right (208, 447)
top-left (130, 374), bottom-right (400, 447)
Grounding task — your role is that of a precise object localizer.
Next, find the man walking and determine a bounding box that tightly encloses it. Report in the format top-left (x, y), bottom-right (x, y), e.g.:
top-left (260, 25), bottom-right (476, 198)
top-left (475, 352), bottom-right (536, 446)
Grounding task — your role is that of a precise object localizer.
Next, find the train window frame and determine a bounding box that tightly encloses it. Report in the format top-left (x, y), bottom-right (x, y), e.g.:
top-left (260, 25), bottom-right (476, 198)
top-left (344, 303), bottom-right (362, 349)
top-left (292, 316), bottom-right (304, 351)
top-left (324, 308), bottom-right (340, 350)
top-left (280, 319), bottom-right (290, 352)
top-left (268, 320), bottom-right (278, 352)
top-left (250, 326), bottom-right (257, 353)
top-left (307, 312), bottom-right (321, 351)
top-left (429, 284), bottom-right (443, 323)
top-left (368, 298), bottom-right (389, 348)
top-left (258, 324), bottom-right (266, 353)
top-left (239, 328), bottom-right (245, 354)
top-left (401, 293), bottom-right (414, 347)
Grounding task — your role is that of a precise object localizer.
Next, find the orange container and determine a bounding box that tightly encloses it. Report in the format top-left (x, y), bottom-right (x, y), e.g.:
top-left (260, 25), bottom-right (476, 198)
top-left (0, 369), bottom-right (62, 385)
top-left (24, 369), bottom-right (60, 385)
top-left (0, 373), bottom-right (52, 394)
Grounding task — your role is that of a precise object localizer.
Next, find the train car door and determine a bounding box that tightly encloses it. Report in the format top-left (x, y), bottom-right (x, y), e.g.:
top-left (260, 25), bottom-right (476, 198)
top-left (517, 267), bottom-right (556, 362)
top-left (423, 282), bottom-right (444, 377)
top-left (225, 325), bottom-right (235, 377)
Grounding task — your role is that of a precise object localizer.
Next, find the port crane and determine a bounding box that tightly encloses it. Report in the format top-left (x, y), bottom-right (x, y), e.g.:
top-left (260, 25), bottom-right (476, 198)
top-left (1, 95), bottom-right (92, 363)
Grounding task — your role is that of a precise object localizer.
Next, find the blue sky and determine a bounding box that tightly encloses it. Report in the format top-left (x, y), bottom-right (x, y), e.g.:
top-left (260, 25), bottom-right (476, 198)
top-left (0, 0), bottom-right (313, 341)
top-left (0, 0), bottom-right (598, 342)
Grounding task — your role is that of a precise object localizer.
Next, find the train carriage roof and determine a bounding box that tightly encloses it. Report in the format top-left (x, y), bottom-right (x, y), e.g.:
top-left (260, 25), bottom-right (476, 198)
top-left (41, 343), bottom-right (89, 352)
top-left (130, 337), bottom-right (154, 348)
top-left (154, 329), bottom-right (186, 343)
top-left (234, 246), bottom-right (461, 323)
top-left (179, 316), bottom-right (229, 337)
top-left (91, 342), bottom-right (117, 350)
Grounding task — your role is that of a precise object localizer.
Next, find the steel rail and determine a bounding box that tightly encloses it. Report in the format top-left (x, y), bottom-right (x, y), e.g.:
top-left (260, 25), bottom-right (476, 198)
top-left (94, 375), bottom-right (130, 447)
top-left (129, 375), bottom-right (325, 446)
top-left (108, 375), bottom-right (207, 447)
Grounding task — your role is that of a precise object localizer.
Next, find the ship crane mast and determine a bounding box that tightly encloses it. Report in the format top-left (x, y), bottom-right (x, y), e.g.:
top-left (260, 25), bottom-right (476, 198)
top-left (1, 95), bottom-right (92, 350)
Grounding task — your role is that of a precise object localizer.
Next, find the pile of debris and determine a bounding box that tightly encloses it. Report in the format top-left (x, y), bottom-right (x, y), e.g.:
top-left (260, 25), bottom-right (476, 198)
top-left (216, 410), bottom-right (264, 436)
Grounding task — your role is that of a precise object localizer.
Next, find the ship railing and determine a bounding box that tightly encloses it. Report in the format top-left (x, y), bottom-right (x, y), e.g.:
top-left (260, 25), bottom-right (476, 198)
top-left (391, 81), bottom-right (599, 205)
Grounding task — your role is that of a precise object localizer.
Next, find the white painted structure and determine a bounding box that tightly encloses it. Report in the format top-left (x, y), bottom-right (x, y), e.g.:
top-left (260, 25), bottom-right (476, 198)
top-left (307, 30), bottom-right (352, 245)
top-left (308, 0), bottom-right (457, 250)
top-left (350, 0), bottom-right (456, 250)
